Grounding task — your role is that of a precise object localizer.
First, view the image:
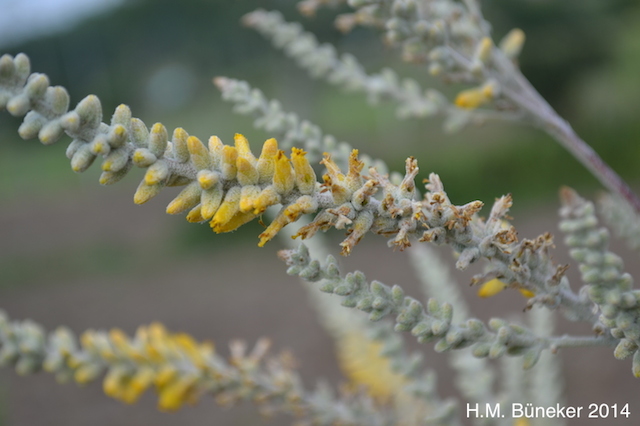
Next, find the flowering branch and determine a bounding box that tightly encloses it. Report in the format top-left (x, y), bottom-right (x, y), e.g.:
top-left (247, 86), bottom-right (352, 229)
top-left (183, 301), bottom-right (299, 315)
top-left (278, 244), bottom-right (617, 370)
top-left (0, 310), bottom-right (395, 424)
top-left (243, 9), bottom-right (522, 131)
top-left (0, 51), bottom-right (607, 330)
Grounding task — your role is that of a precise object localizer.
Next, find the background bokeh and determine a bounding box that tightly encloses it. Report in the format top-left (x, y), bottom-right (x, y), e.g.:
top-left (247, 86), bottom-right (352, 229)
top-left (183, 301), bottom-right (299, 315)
top-left (1, 0), bottom-right (640, 424)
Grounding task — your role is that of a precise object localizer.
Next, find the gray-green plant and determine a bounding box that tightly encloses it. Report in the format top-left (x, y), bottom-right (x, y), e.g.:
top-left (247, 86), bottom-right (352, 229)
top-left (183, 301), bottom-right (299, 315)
top-left (1, 1), bottom-right (639, 425)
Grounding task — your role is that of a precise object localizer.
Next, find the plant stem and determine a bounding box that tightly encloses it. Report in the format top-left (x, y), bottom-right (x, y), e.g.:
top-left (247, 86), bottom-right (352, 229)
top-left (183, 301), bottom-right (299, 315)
top-left (549, 334), bottom-right (618, 349)
top-left (506, 67), bottom-right (640, 213)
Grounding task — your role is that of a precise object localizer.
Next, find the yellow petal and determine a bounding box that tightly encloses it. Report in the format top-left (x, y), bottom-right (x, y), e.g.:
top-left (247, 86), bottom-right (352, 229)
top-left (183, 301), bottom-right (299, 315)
top-left (186, 204), bottom-right (205, 223)
top-left (210, 187), bottom-right (241, 232)
top-left (166, 182), bottom-right (201, 214)
top-left (256, 138), bottom-right (278, 184)
top-left (500, 28), bottom-right (525, 59)
top-left (455, 88), bottom-right (488, 109)
top-left (477, 278), bottom-right (506, 298)
top-left (291, 147), bottom-right (316, 194)
top-left (187, 136), bottom-right (212, 170)
top-left (519, 288), bottom-right (535, 298)
top-left (272, 150), bottom-right (294, 194)
top-left (239, 185), bottom-right (261, 213)
top-left (234, 133), bottom-right (255, 161)
top-left (221, 145), bottom-right (238, 180)
top-left (236, 156), bottom-right (259, 186)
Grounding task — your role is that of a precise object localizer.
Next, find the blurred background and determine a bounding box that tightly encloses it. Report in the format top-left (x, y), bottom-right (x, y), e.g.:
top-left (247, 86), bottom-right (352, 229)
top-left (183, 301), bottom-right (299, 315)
top-left (1, 0), bottom-right (640, 424)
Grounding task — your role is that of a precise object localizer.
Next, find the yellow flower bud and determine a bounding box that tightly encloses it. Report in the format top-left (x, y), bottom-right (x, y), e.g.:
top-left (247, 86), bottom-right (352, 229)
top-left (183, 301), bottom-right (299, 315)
top-left (345, 149), bottom-right (364, 192)
top-left (519, 288), bottom-right (535, 298)
top-left (454, 87), bottom-right (488, 109)
top-left (252, 185), bottom-right (280, 215)
top-left (186, 204), bottom-right (205, 223)
top-left (103, 368), bottom-right (127, 398)
top-left (149, 122), bottom-right (168, 158)
top-left (187, 136), bottom-right (212, 170)
top-left (208, 136), bottom-right (224, 167)
top-left (256, 138), bottom-right (278, 184)
top-left (221, 145), bottom-right (238, 180)
top-left (166, 181), bottom-right (202, 214)
top-left (197, 169), bottom-right (219, 190)
top-left (258, 195), bottom-right (317, 247)
top-left (234, 133), bottom-right (256, 163)
top-left (154, 365), bottom-right (178, 388)
top-left (236, 156), bottom-right (259, 186)
top-left (74, 364), bottom-right (101, 384)
top-left (291, 147), bottom-right (316, 194)
top-left (200, 183), bottom-right (224, 220)
top-left (475, 36), bottom-right (493, 64)
top-left (133, 181), bottom-right (162, 205)
top-left (158, 376), bottom-right (197, 411)
top-left (210, 186), bottom-right (241, 233)
top-left (128, 367), bottom-right (155, 396)
top-left (477, 278), bottom-right (506, 298)
top-left (171, 128), bottom-right (190, 163)
top-left (239, 185), bottom-right (261, 213)
top-left (144, 161), bottom-right (169, 185)
top-left (273, 150), bottom-right (295, 194)
top-left (500, 28), bottom-right (525, 59)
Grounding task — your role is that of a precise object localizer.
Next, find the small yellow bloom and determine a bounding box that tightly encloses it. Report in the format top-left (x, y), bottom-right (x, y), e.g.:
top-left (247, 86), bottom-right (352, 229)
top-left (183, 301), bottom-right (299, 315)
top-left (210, 186), bottom-right (241, 232)
top-left (154, 365), bottom-right (178, 389)
top-left (239, 185), bottom-right (261, 213)
top-left (236, 156), bottom-right (259, 186)
top-left (103, 368), bottom-right (127, 398)
top-left (478, 279), bottom-right (535, 298)
top-left (256, 138), bottom-right (278, 183)
top-left (185, 204), bottom-right (205, 223)
top-left (258, 195), bottom-right (317, 247)
top-left (519, 288), bottom-right (535, 298)
top-left (252, 186), bottom-right (280, 215)
top-left (187, 136), bottom-right (212, 170)
top-left (158, 376), bottom-right (197, 411)
top-left (272, 150), bottom-right (295, 194)
top-left (500, 28), bottom-right (526, 59)
top-left (291, 147), bottom-right (316, 194)
top-left (221, 145), bottom-right (238, 180)
top-left (208, 136), bottom-right (224, 167)
top-left (478, 278), bottom-right (506, 298)
top-left (133, 182), bottom-right (162, 205)
top-left (74, 364), bottom-right (100, 384)
top-left (234, 133), bottom-right (253, 159)
top-left (129, 367), bottom-right (155, 395)
top-left (166, 182), bottom-right (201, 215)
top-left (200, 184), bottom-right (223, 220)
top-left (475, 36), bottom-right (493, 63)
top-left (336, 330), bottom-right (406, 402)
top-left (455, 87), bottom-right (490, 109)
top-left (197, 169), bottom-right (218, 190)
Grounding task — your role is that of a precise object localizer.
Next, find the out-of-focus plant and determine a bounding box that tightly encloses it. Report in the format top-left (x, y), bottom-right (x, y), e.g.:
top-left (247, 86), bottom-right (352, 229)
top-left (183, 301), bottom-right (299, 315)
top-left (1, 0), bottom-right (639, 425)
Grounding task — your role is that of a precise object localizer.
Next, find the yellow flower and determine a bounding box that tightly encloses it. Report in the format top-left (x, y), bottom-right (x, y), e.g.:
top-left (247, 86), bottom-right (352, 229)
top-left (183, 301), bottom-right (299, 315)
top-left (477, 278), bottom-right (507, 298)
top-left (500, 28), bottom-right (526, 59)
top-left (336, 330), bottom-right (406, 402)
top-left (477, 278), bottom-right (535, 298)
top-left (158, 376), bottom-right (198, 411)
top-left (454, 87), bottom-right (488, 109)
top-left (454, 81), bottom-right (497, 109)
